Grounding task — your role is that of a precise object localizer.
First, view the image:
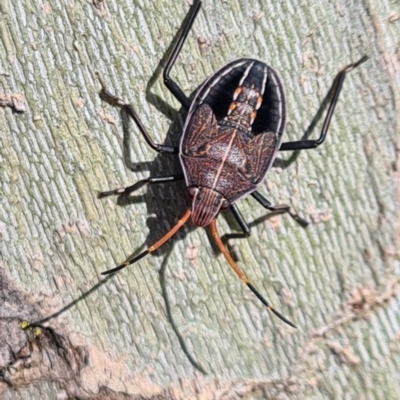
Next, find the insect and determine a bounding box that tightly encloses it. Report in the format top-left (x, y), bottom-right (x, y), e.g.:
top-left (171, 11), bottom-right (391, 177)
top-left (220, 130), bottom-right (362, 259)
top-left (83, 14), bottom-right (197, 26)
top-left (98, 0), bottom-right (368, 328)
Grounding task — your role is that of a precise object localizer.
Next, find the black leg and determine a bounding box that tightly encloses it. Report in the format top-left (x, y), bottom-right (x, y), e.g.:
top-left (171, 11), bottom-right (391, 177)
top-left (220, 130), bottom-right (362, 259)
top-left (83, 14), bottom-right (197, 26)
top-left (230, 204), bottom-right (251, 237)
top-left (279, 56), bottom-right (368, 151)
top-left (251, 191), bottom-right (274, 209)
top-left (99, 88), bottom-right (179, 154)
top-left (163, 0), bottom-right (202, 109)
top-left (98, 174), bottom-right (184, 198)
top-left (251, 191), bottom-right (309, 227)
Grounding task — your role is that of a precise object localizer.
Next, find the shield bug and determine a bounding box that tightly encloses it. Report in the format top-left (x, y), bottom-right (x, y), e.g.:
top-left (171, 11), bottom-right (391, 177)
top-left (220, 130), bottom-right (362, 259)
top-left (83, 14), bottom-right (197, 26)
top-left (98, 0), bottom-right (368, 328)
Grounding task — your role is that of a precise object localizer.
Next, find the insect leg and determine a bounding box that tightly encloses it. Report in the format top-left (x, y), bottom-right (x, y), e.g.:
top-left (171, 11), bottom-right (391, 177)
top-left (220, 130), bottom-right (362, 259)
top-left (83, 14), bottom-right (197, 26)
top-left (209, 220), bottom-right (296, 328)
top-left (163, 0), bottom-right (202, 109)
top-left (251, 191), bottom-right (309, 227)
top-left (98, 174), bottom-right (184, 198)
top-left (251, 191), bottom-right (277, 209)
top-left (100, 88), bottom-right (179, 153)
top-left (102, 209), bottom-right (192, 275)
top-left (229, 204), bottom-right (251, 237)
top-left (279, 56), bottom-right (368, 151)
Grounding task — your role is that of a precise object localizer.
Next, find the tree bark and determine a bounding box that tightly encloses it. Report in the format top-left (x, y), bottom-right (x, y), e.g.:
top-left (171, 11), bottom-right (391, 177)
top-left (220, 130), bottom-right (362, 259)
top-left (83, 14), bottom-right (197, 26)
top-left (1, 0), bottom-right (399, 399)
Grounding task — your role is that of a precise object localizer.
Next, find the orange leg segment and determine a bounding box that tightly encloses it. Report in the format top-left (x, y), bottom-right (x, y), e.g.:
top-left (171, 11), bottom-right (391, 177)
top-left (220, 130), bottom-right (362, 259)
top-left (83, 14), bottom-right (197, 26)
top-left (102, 209), bottom-right (192, 275)
top-left (209, 220), bottom-right (296, 329)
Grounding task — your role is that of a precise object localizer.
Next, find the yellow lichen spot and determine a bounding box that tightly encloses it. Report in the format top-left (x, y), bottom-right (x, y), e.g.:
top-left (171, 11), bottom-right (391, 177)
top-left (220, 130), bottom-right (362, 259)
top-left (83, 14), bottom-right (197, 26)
top-left (20, 320), bottom-right (31, 330)
top-left (33, 327), bottom-right (43, 337)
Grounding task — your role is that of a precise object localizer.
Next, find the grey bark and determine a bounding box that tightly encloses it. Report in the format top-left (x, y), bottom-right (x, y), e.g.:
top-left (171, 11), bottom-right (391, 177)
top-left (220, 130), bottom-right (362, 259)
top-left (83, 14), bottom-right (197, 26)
top-left (0, 0), bottom-right (399, 399)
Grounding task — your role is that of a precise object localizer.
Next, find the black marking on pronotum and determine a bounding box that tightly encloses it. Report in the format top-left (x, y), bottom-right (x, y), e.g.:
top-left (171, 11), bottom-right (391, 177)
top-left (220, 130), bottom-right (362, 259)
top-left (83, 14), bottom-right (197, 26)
top-left (98, 0), bottom-right (368, 329)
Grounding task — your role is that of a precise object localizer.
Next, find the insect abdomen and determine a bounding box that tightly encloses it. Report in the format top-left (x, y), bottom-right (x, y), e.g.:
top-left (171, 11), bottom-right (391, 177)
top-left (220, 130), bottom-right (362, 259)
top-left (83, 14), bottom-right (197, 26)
top-left (222, 61), bottom-right (267, 132)
top-left (188, 59), bottom-right (286, 138)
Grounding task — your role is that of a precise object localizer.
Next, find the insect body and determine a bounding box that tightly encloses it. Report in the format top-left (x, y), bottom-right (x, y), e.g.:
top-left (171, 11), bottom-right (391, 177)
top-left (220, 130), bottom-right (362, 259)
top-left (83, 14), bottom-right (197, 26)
top-left (181, 60), bottom-right (285, 227)
top-left (99, 0), bottom-right (368, 328)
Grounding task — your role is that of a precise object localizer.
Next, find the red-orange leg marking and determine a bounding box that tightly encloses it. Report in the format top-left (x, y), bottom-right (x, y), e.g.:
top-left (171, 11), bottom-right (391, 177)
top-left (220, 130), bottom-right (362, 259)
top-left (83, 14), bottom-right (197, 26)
top-left (102, 209), bottom-right (192, 275)
top-left (209, 220), bottom-right (296, 328)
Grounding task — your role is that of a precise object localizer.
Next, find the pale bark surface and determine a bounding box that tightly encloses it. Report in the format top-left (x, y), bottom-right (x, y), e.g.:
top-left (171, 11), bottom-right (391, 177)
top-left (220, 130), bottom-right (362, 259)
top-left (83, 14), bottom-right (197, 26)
top-left (1, 0), bottom-right (399, 399)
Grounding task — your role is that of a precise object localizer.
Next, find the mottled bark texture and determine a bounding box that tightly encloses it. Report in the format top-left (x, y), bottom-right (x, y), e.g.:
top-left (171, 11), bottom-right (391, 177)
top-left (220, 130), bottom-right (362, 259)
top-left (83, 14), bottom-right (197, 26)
top-left (1, 0), bottom-right (399, 399)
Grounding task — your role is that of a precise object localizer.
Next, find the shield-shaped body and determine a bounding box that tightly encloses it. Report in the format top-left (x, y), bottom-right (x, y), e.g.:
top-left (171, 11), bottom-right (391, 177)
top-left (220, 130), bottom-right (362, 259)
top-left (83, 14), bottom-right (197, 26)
top-left (180, 59), bottom-right (286, 226)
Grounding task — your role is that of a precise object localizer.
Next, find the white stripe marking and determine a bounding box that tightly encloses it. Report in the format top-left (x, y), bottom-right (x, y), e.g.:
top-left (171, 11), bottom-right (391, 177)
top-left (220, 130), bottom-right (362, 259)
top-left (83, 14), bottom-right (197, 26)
top-left (238, 62), bottom-right (254, 86)
top-left (199, 61), bottom-right (248, 102)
